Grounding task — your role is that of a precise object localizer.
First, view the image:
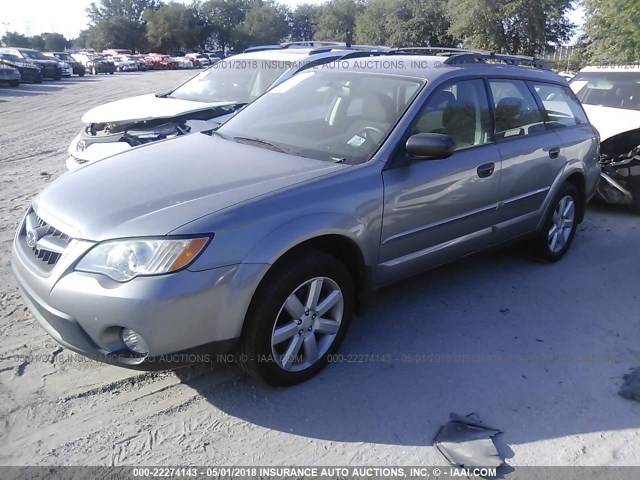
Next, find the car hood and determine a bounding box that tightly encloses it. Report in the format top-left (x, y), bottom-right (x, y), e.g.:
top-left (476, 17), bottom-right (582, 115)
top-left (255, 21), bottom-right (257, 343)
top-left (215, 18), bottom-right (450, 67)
top-left (33, 133), bottom-right (348, 241)
top-left (582, 104), bottom-right (640, 141)
top-left (32, 59), bottom-right (60, 67)
top-left (81, 93), bottom-right (236, 124)
top-left (1, 59), bottom-right (37, 70)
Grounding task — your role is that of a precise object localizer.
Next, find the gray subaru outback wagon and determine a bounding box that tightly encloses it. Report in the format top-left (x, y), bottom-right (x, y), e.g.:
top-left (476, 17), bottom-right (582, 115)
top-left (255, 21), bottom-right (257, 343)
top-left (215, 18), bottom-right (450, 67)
top-left (12, 49), bottom-right (600, 385)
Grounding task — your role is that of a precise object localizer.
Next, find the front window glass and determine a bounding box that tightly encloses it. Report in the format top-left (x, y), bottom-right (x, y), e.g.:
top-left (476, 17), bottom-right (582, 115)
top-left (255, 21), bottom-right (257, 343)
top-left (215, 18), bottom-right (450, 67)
top-left (570, 71), bottom-right (640, 110)
top-left (218, 70), bottom-right (424, 164)
top-left (169, 58), bottom-right (291, 103)
top-left (411, 79), bottom-right (493, 150)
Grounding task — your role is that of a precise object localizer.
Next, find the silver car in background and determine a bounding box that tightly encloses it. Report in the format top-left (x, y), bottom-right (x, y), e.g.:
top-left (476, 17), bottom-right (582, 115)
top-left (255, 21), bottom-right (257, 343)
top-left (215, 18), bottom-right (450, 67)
top-left (12, 50), bottom-right (600, 385)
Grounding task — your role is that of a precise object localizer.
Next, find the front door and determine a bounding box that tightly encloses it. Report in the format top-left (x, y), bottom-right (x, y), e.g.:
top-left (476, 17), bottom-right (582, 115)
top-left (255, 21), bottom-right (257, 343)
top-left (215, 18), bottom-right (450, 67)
top-left (379, 78), bottom-right (502, 284)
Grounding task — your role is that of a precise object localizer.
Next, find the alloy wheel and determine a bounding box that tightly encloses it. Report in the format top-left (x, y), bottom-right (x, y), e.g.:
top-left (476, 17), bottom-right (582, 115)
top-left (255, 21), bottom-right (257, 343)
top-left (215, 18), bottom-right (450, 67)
top-left (271, 277), bottom-right (344, 372)
top-left (548, 195), bottom-right (575, 253)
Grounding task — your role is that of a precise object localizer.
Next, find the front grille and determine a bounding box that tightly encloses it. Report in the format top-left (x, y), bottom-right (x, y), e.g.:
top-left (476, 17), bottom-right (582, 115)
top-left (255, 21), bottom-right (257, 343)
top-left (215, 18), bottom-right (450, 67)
top-left (21, 210), bottom-right (72, 271)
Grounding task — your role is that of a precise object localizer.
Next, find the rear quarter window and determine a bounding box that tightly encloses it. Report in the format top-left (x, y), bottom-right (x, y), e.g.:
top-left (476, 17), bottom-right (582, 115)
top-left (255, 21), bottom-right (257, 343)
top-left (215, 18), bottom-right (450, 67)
top-left (531, 82), bottom-right (589, 128)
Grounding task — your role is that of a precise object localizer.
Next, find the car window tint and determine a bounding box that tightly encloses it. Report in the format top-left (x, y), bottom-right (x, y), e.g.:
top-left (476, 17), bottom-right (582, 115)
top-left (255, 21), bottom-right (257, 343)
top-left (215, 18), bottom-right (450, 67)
top-left (411, 79), bottom-right (492, 151)
top-left (489, 79), bottom-right (545, 139)
top-left (531, 82), bottom-right (588, 128)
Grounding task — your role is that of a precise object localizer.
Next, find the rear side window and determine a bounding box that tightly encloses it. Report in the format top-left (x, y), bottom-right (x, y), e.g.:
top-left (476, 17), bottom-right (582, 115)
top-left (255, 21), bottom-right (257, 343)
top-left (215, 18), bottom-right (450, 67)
top-left (531, 82), bottom-right (589, 128)
top-left (488, 79), bottom-right (545, 139)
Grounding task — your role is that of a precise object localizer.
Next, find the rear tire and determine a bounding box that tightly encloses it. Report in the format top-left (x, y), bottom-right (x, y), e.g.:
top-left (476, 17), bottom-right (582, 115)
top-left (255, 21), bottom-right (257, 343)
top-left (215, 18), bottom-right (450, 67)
top-left (527, 183), bottom-right (581, 262)
top-left (239, 248), bottom-right (354, 386)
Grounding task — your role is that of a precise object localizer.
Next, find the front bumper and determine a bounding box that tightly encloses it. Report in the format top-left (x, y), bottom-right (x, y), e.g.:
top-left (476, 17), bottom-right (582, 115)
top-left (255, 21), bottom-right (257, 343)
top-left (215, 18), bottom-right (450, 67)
top-left (0, 70), bottom-right (20, 82)
top-left (11, 213), bottom-right (267, 369)
top-left (18, 68), bottom-right (42, 82)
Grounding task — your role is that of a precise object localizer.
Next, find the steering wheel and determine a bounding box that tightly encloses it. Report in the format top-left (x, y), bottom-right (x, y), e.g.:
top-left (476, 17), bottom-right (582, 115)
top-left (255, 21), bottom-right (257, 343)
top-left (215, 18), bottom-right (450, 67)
top-left (355, 126), bottom-right (386, 144)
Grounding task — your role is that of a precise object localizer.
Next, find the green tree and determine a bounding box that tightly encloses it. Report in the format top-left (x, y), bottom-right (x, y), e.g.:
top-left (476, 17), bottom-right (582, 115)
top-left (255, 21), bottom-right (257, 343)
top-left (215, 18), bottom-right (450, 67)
top-left (447, 0), bottom-right (573, 56)
top-left (39, 33), bottom-right (70, 51)
top-left (232, 0), bottom-right (290, 50)
top-left (583, 0), bottom-right (640, 63)
top-left (356, 0), bottom-right (456, 47)
top-left (290, 4), bottom-right (322, 41)
top-left (200, 0), bottom-right (248, 53)
top-left (1, 32), bottom-right (32, 48)
top-left (83, 0), bottom-right (161, 51)
top-left (315, 0), bottom-right (364, 45)
top-left (145, 3), bottom-right (201, 52)
top-left (87, 0), bottom-right (161, 23)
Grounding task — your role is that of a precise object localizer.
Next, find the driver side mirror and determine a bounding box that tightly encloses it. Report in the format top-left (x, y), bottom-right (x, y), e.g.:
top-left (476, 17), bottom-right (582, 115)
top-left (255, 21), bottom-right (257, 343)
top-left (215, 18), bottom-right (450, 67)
top-left (406, 133), bottom-right (455, 160)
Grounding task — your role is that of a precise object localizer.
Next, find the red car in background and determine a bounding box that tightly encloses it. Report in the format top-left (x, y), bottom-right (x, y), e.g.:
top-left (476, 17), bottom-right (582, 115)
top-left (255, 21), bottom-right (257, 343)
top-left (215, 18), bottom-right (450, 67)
top-left (144, 53), bottom-right (178, 70)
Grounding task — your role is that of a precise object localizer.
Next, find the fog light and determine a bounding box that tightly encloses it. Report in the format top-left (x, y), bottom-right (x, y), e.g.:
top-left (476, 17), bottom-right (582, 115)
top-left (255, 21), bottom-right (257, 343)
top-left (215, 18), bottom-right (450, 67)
top-left (121, 328), bottom-right (149, 355)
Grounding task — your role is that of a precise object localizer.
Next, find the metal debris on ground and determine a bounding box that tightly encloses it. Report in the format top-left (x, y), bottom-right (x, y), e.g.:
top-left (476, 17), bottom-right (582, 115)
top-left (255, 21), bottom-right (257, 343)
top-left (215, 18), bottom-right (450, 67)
top-left (433, 412), bottom-right (506, 469)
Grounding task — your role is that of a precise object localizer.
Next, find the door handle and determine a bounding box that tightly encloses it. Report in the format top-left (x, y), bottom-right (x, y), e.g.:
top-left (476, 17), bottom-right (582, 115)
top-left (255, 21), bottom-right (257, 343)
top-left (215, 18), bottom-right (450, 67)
top-left (477, 162), bottom-right (495, 178)
top-left (549, 147), bottom-right (560, 159)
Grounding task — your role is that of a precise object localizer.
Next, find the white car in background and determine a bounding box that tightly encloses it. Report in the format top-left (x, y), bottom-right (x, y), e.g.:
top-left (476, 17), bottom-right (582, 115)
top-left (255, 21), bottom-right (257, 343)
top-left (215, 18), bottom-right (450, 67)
top-left (65, 43), bottom-right (379, 170)
top-left (570, 65), bottom-right (640, 212)
top-left (185, 53), bottom-right (211, 66)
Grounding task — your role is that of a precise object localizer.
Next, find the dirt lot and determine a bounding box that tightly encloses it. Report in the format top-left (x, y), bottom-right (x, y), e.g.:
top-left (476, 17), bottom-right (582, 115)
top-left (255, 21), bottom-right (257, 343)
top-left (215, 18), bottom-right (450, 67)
top-left (1, 72), bottom-right (640, 467)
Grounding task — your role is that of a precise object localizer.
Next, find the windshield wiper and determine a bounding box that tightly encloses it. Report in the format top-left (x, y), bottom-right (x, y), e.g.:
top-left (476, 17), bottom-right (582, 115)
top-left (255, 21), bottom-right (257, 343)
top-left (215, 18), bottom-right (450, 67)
top-left (233, 136), bottom-right (296, 155)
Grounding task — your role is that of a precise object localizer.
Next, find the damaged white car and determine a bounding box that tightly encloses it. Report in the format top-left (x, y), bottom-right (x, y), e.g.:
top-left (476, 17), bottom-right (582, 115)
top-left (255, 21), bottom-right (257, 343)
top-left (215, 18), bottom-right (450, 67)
top-left (65, 44), bottom-right (374, 170)
top-left (570, 65), bottom-right (640, 212)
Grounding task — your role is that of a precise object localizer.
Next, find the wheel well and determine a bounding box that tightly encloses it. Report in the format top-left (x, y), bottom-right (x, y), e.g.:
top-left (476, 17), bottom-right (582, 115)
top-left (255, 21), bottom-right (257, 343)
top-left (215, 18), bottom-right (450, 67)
top-left (566, 173), bottom-right (586, 222)
top-left (271, 235), bottom-right (371, 315)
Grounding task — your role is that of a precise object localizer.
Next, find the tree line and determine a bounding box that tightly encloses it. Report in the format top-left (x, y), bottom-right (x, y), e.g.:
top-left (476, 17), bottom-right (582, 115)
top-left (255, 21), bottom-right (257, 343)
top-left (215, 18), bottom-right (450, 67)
top-left (1, 0), bottom-right (638, 63)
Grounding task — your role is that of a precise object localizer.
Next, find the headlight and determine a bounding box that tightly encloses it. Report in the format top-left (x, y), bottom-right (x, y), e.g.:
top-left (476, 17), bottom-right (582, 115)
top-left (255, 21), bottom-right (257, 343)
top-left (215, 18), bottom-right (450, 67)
top-left (76, 237), bottom-right (210, 282)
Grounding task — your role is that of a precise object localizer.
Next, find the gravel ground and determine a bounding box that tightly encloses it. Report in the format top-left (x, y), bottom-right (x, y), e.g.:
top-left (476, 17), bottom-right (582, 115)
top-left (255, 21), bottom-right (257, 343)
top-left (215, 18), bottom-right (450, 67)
top-left (1, 72), bottom-right (640, 467)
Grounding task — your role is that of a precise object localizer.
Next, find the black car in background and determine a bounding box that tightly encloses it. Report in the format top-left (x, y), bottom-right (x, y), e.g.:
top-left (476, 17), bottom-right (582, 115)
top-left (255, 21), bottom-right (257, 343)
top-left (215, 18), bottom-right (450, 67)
top-left (0, 47), bottom-right (62, 80)
top-left (46, 52), bottom-right (86, 76)
top-left (0, 52), bottom-right (43, 83)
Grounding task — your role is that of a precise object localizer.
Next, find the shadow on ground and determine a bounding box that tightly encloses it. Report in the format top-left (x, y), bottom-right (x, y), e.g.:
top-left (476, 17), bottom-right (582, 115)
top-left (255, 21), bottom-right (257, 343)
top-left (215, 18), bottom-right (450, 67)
top-left (173, 205), bottom-right (640, 448)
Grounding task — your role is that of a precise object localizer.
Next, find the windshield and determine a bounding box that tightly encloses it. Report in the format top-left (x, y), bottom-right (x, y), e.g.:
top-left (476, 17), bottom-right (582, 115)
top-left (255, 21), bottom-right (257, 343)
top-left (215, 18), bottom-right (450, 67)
top-left (218, 70), bottom-right (424, 164)
top-left (0, 53), bottom-right (22, 62)
top-left (21, 50), bottom-right (49, 60)
top-left (56, 53), bottom-right (73, 61)
top-left (570, 71), bottom-right (640, 111)
top-left (169, 58), bottom-right (291, 103)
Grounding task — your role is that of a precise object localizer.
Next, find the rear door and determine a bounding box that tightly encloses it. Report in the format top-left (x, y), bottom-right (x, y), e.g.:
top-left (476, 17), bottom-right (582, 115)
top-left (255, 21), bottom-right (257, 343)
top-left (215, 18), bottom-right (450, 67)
top-left (488, 79), bottom-right (564, 240)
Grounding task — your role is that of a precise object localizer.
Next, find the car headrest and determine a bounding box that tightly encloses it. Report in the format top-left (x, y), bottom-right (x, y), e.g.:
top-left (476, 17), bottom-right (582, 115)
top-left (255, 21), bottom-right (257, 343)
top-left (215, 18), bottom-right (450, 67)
top-left (362, 93), bottom-right (394, 123)
top-left (495, 97), bottom-right (525, 131)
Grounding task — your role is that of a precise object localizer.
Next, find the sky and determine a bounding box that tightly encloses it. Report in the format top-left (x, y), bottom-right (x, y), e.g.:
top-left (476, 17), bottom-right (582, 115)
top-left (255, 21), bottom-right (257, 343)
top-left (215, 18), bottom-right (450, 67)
top-left (1, 0), bottom-right (584, 43)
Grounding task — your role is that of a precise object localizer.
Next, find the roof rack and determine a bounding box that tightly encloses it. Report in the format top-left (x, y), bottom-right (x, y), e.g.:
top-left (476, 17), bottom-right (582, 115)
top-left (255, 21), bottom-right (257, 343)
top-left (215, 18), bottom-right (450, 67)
top-left (244, 41), bottom-right (345, 54)
top-left (388, 46), bottom-right (489, 56)
top-left (309, 44), bottom-right (389, 54)
top-left (387, 46), bottom-right (551, 70)
top-left (443, 52), bottom-right (551, 70)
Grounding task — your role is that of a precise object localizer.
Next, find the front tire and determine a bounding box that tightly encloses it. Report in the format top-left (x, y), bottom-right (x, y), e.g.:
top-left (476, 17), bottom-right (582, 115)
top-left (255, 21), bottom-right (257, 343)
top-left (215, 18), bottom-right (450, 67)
top-left (528, 183), bottom-right (581, 262)
top-left (239, 249), bottom-right (354, 386)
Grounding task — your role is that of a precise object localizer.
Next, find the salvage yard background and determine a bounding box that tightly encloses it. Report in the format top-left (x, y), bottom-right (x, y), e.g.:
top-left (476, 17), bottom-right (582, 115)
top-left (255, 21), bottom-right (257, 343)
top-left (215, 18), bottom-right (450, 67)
top-left (1, 72), bottom-right (640, 466)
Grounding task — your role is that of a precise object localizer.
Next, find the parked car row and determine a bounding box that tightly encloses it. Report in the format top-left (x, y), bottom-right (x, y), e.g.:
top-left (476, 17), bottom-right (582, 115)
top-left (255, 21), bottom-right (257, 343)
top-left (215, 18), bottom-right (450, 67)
top-left (0, 46), bottom-right (221, 87)
top-left (13, 43), bottom-right (617, 388)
